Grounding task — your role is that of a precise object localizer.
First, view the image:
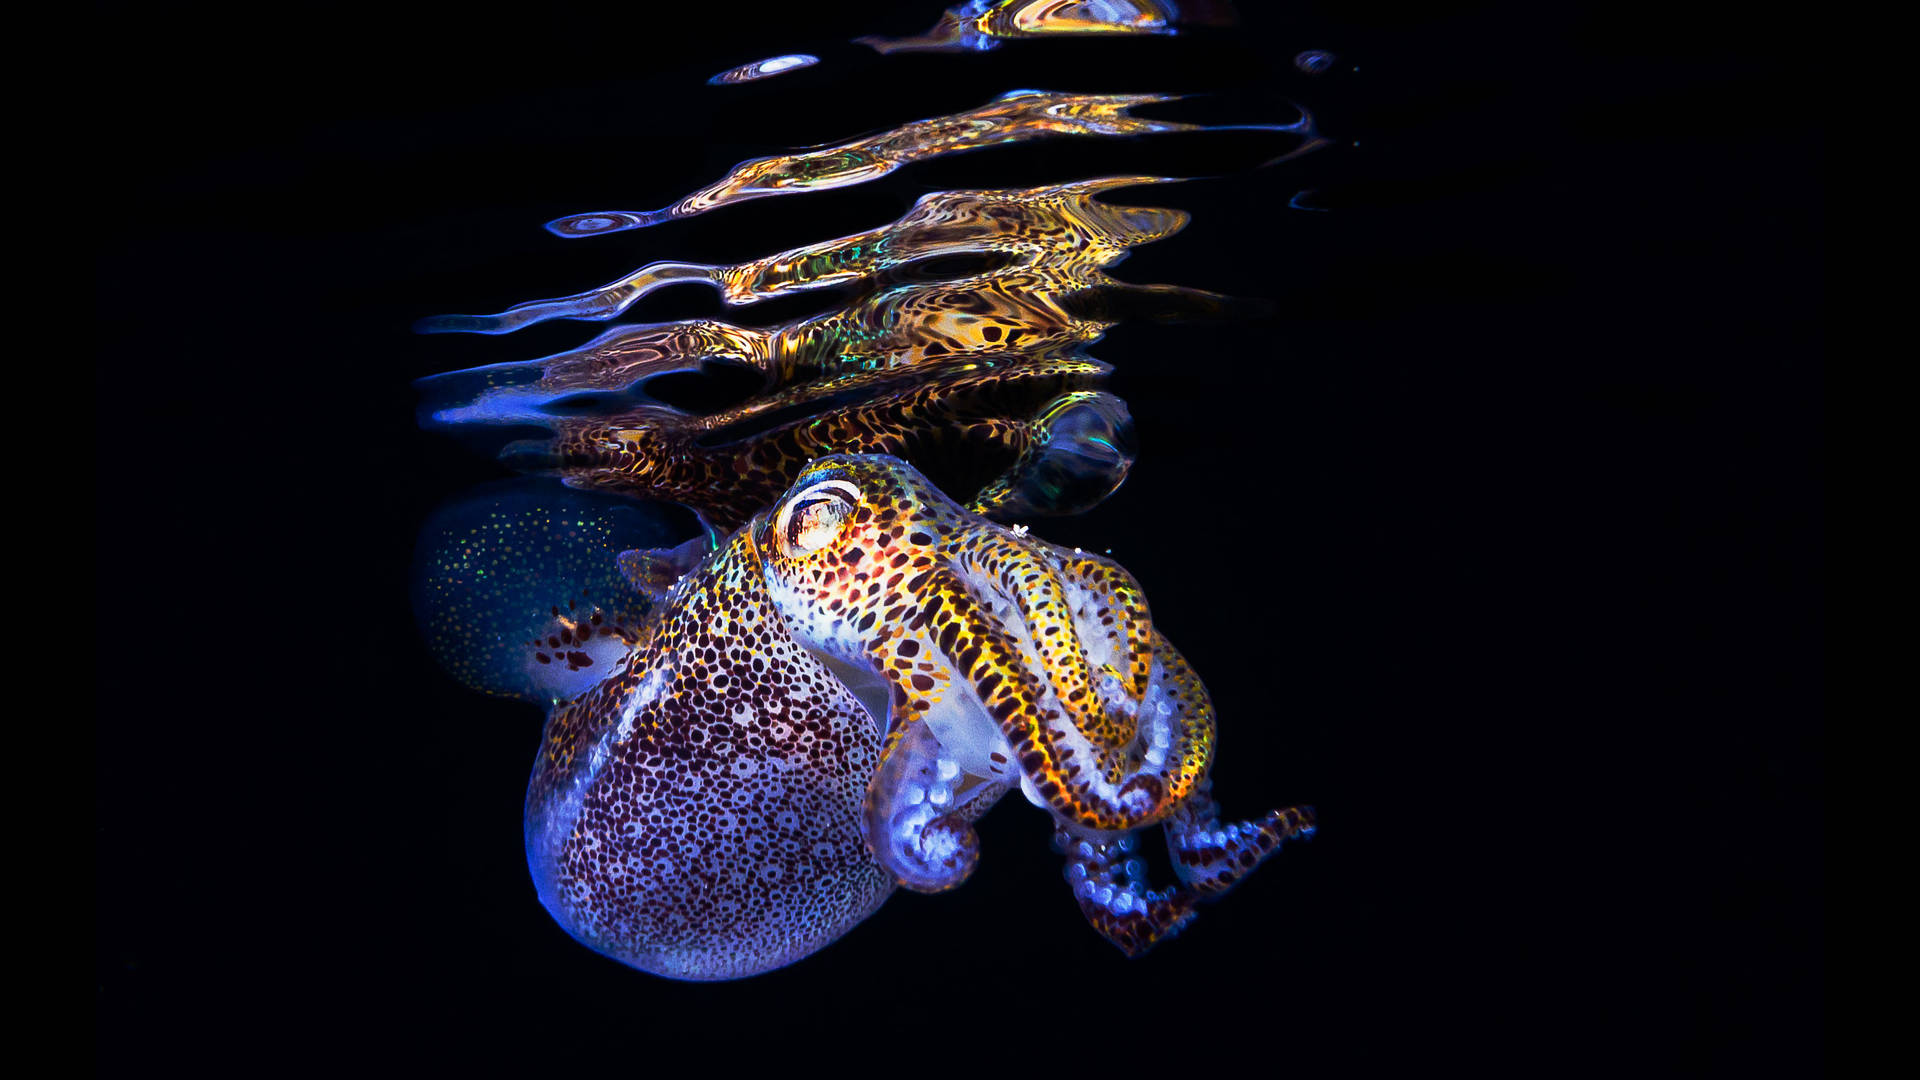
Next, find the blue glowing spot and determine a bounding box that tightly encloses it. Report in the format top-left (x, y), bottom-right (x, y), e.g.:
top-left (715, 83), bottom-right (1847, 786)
top-left (1294, 49), bottom-right (1334, 74)
top-left (544, 209), bottom-right (670, 239)
top-left (708, 54), bottom-right (820, 85)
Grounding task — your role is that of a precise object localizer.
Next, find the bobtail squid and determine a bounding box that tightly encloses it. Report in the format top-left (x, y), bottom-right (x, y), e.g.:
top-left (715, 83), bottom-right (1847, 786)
top-left (522, 453), bottom-right (1313, 979)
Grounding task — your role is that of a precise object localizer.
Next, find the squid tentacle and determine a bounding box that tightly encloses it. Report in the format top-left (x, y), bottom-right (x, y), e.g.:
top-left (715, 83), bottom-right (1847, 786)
top-left (1047, 544), bottom-right (1156, 716)
top-left (893, 564), bottom-right (1200, 832)
top-left (1166, 782), bottom-right (1317, 896)
top-left (1054, 825), bottom-right (1199, 956)
top-left (949, 536), bottom-right (1132, 749)
top-left (861, 713), bottom-right (1010, 893)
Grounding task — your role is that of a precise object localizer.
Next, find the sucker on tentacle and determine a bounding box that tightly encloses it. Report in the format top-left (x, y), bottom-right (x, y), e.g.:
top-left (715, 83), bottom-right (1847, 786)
top-left (861, 718), bottom-right (1011, 893)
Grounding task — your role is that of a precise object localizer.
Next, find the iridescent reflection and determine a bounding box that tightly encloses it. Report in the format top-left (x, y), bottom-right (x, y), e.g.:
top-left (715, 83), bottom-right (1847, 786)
top-left (538, 89), bottom-right (1306, 237)
top-left (857, 0), bottom-right (1234, 54)
top-left (413, 18), bottom-right (1329, 978)
top-left (420, 177), bottom-right (1256, 528)
top-left (708, 53), bottom-right (820, 85)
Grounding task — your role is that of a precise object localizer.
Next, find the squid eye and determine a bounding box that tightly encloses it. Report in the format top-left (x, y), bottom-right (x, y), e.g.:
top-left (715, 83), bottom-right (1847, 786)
top-left (775, 480), bottom-right (862, 557)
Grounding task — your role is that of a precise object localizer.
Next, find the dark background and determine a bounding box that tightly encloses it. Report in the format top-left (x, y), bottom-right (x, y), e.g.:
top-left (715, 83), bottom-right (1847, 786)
top-left (98, 0), bottom-right (1820, 1071)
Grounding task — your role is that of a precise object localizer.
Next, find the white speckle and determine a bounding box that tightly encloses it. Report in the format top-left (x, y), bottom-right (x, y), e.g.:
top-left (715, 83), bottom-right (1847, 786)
top-left (616, 664), bottom-right (671, 739)
top-left (1011, 524), bottom-right (1030, 537)
top-left (920, 828), bottom-right (959, 861)
top-left (757, 53), bottom-right (815, 73)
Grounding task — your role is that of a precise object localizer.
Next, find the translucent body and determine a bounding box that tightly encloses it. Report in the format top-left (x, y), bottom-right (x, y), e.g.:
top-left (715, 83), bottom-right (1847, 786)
top-left (517, 456), bottom-right (1313, 978)
top-left (523, 523), bottom-right (891, 979)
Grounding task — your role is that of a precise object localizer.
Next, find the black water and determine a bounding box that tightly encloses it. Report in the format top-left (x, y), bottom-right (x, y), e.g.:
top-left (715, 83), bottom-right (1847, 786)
top-left (98, 1), bottom-right (1820, 1072)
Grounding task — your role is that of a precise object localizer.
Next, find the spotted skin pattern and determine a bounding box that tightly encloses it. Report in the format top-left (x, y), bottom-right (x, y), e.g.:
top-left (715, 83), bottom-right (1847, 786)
top-left (525, 523), bottom-right (892, 980)
top-left (542, 354), bottom-right (1126, 530)
top-left (760, 455), bottom-right (1210, 832)
top-left (525, 453), bottom-right (1310, 976)
top-left (539, 92), bottom-right (1212, 237)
